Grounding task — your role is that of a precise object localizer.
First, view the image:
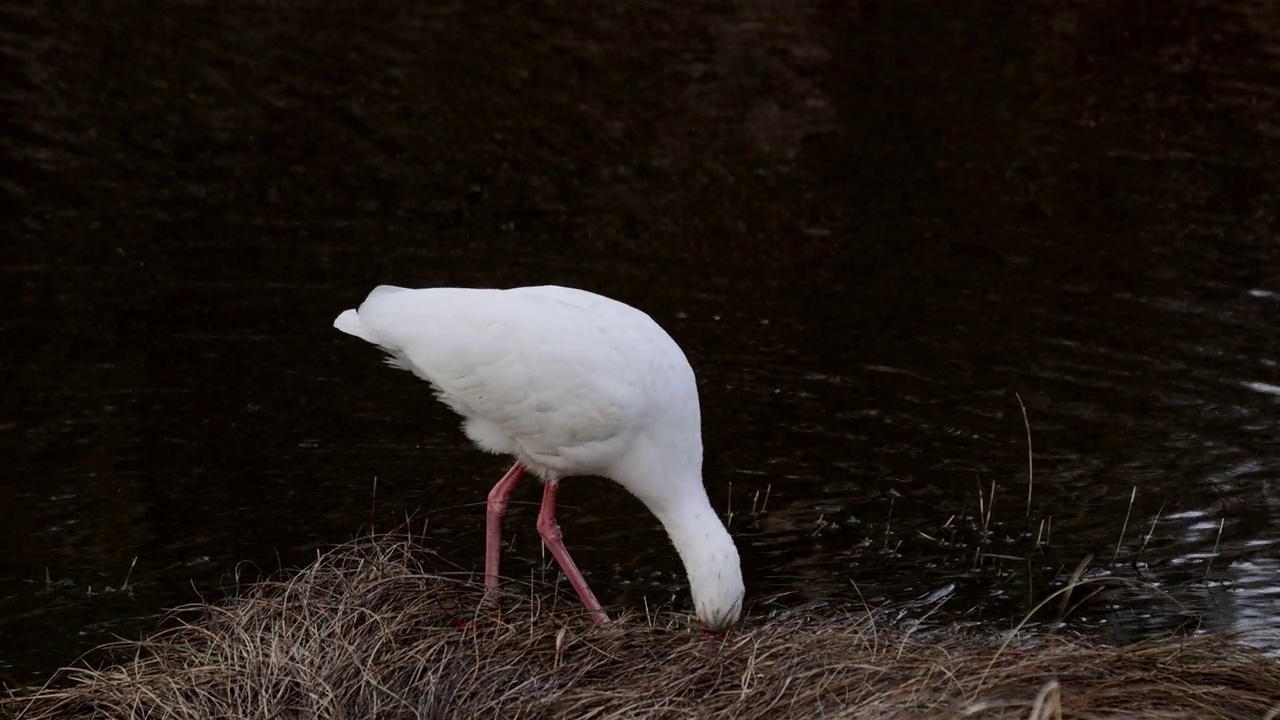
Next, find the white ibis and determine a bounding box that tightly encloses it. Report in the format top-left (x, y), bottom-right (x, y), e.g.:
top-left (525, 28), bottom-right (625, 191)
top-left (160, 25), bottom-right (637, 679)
top-left (333, 285), bottom-right (744, 630)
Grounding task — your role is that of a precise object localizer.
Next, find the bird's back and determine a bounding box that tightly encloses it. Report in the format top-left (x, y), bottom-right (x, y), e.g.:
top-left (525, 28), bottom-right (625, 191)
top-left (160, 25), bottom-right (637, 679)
top-left (334, 285), bottom-right (701, 478)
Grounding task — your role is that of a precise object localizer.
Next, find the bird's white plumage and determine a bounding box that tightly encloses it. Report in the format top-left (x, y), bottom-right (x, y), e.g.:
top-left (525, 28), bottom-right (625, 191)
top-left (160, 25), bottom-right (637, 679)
top-left (338, 285), bottom-right (687, 479)
top-left (334, 285), bottom-right (744, 630)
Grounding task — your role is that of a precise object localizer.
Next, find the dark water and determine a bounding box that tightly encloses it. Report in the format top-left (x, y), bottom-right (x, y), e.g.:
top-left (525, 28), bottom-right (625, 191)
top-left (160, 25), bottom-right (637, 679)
top-left (3, 0), bottom-right (1279, 685)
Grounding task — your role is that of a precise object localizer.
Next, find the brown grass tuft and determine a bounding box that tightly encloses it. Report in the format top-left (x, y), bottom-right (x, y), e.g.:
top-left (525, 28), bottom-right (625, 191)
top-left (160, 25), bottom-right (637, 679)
top-left (4, 532), bottom-right (1278, 719)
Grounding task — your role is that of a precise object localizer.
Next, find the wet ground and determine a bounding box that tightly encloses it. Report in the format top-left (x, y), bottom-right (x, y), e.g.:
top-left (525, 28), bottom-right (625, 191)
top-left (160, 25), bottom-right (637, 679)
top-left (3, 0), bottom-right (1279, 685)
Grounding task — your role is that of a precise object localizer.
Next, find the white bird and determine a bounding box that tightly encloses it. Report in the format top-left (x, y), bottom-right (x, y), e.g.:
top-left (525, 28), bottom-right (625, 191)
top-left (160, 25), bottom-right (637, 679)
top-left (333, 285), bottom-right (744, 631)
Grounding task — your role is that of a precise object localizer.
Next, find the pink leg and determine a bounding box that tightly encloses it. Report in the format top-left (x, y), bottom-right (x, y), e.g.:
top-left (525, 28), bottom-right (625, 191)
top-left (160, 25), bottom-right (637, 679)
top-left (537, 479), bottom-right (610, 625)
top-left (484, 461), bottom-right (527, 604)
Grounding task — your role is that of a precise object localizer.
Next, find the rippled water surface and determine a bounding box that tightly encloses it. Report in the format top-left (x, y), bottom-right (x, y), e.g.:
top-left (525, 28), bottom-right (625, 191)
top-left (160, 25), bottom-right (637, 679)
top-left (3, 0), bottom-right (1279, 683)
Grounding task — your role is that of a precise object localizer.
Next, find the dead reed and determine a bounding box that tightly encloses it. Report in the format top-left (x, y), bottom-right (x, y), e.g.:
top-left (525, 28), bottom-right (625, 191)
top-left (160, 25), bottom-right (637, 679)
top-left (3, 532), bottom-right (1278, 720)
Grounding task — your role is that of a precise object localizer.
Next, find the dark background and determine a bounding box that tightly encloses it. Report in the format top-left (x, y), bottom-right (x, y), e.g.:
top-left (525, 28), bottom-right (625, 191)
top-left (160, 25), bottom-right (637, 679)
top-left (3, 0), bottom-right (1278, 684)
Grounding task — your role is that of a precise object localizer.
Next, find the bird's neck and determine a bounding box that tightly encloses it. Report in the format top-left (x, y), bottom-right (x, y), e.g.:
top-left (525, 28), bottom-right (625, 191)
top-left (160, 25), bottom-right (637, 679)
top-left (645, 483), bottom-right (745, 628)
top-left (607, 435), bottom-right (745, 628)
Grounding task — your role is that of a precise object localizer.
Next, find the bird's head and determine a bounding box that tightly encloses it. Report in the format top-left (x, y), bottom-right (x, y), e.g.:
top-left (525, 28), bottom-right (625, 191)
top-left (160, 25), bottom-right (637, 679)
top-left (689, 545), bottom-right (745, 632)
top-left (697, 596), bottom-right (743, 634)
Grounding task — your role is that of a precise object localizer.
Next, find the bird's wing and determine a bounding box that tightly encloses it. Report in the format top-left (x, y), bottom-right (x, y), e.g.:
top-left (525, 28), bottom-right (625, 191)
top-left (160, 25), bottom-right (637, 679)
top-left (346, 286), bottom-right (655, 465)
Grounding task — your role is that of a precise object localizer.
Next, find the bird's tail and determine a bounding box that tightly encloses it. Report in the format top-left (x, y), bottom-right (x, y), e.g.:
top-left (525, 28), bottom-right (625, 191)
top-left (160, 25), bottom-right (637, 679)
top-left (334, 308), bottom-right (377, 342)
top-left (334, 285), bottom-right (411, 343)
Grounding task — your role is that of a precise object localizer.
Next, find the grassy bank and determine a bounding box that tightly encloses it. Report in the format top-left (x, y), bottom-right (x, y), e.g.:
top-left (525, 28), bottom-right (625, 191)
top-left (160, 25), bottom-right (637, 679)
top-left (3, 532), bottom-right (1278, 719)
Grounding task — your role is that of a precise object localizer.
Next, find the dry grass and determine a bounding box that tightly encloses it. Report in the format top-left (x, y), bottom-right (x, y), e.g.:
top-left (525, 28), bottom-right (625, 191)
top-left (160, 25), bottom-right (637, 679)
top-left (3, 532), bottom-right (1278, 720)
